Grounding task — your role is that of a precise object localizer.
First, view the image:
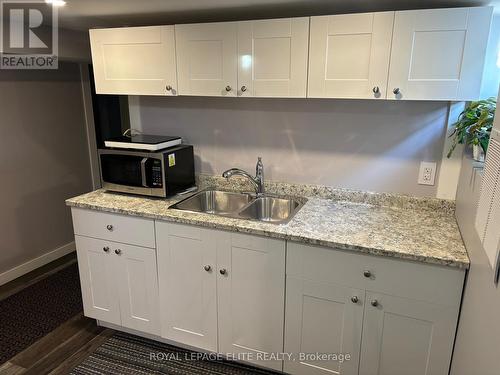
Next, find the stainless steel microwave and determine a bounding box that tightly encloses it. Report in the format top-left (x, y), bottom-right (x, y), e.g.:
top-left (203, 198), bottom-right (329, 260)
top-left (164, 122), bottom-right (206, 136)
top-left (98, 145), bottom-right (195, 197)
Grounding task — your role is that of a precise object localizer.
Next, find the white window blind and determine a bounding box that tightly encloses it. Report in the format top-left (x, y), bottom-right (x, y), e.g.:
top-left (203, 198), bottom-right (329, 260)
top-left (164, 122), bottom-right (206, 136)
top-left (475, 126), bottom-right (500, 273)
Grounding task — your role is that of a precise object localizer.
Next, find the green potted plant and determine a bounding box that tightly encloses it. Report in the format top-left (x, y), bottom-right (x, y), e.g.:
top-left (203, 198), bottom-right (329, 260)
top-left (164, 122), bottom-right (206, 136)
top-left (447, 97), bottom-right (496, 162)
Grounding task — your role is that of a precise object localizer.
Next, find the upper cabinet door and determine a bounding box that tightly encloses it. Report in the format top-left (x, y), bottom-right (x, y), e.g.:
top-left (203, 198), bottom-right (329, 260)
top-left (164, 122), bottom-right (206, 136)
top-left (89, 26), bottom-right (177, 96)
top-left (175, 22), bottom-right (238, 97)
top-left (308, 12), bottom-right (394, 99)
top-left (237, 18), bottom-right (309, 97)
top-left (388, 7), bottom-right (493, 101)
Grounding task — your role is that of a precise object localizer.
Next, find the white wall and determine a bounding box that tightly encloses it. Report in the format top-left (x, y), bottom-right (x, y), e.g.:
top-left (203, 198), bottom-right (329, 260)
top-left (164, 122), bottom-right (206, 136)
top-left (135, 97), bottom-right (449, 197)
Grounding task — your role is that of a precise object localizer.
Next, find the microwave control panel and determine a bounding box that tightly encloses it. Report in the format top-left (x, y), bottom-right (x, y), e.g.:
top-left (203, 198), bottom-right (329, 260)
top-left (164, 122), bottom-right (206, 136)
top-left (151, 159), bottom-right (163, 187)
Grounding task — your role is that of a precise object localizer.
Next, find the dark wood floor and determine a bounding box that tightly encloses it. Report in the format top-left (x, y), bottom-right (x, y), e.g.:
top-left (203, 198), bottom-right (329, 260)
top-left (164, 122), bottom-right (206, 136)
top-left (0, 314), bottom-right (114, 375)
top-left (0, 255), bottom-right (114, 375)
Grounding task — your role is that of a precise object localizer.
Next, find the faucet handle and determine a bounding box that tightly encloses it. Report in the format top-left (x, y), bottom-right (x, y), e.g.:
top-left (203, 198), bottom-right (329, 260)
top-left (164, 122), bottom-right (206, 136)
top-left (256, 157), bottom-right (264, 172)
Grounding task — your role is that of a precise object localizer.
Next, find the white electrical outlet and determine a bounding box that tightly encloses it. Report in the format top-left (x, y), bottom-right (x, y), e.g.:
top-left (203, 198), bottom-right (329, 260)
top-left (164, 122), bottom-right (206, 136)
top-left (418, 161), bottom-right (437, 185)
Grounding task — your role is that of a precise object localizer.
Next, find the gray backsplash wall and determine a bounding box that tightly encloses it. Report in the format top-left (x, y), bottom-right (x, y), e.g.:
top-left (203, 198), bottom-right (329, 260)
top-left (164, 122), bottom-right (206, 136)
top-left (135, 96), bottom-right (449, 197)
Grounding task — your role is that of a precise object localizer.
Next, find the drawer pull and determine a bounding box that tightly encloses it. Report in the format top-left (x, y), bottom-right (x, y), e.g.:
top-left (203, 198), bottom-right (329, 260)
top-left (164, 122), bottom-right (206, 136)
top-left (219, 268), bottom-right (227, 275)
top-left (351, 296), bottom-right (359, 304)
top-left (371, 299), bottom-right (379, 307)
top-left (106, 224), bottom-right (113, 231)
top-left (103, 246), bottom-right (110, 253)
top-left (114, 249), bottom-right (122, 255)
top-left (363, 270), bottom-right (372, 278)
top-left (204, 265), bottom-right (212, 272)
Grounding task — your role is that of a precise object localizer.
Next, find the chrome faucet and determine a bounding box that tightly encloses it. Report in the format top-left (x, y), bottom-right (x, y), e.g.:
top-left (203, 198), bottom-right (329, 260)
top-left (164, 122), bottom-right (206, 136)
top-left (222, 157), bottom-right (265, 196)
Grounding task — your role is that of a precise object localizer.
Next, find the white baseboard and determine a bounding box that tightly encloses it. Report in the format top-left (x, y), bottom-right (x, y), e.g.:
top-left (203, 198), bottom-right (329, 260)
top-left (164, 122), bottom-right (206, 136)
top-left (0, 241), bottom-right (76, 286)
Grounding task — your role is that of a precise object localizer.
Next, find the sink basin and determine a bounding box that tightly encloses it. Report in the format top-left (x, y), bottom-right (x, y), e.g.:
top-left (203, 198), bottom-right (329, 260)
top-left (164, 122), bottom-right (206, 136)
top-left (170, 189), bottom-right (253, 216)
top-left (238, 196), bottom-right (305, 224)
top-left (170, 189), bottom-right (306, 224)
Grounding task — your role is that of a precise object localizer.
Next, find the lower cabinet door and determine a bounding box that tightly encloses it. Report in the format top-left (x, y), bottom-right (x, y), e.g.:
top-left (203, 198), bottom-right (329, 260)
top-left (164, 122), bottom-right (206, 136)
top-left (217, 233), bottom-right (286, 371)
top-left (156, 222), bottom-right (218, 352)
top-left (359, 292), bottom-right (459, 375)
top-left (284, 277), bottom-right (364, 375)
top-left (116, 243), bottom-right (160, 335)
top-left (75, 235), bottom-right (121, 325)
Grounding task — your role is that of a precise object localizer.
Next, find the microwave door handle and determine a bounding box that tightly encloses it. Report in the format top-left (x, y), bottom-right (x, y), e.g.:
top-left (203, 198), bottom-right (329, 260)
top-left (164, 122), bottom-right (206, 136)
top-left (140, 158), bottom-right (148, 187)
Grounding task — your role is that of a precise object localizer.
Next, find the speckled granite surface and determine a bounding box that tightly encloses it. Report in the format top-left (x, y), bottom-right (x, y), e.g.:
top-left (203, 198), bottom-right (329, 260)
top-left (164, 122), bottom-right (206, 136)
top-left (66, 177), bottom-right (469, 269)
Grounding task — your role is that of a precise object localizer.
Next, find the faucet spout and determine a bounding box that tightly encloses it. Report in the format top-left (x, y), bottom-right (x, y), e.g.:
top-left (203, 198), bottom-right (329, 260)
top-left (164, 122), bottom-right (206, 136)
top-left (222, 157), bottom-right (265, 196)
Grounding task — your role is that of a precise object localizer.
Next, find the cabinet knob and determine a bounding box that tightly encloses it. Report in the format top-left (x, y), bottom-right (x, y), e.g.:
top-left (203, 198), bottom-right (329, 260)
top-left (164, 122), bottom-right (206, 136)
top-left (166, 85), bottom-right (172, 91)
top-left (363, 270), bottom-right (372, 278)
top-left (225, 86), bottom-right (232, 92)
top-left (351, 296), bottom-right (359, 304)
top-left (372, 86), bottom-right (380, 94)
top-left (204, 265), bottom-right (212, 272)
top-left (106, 224), bottom-right (113, 231)
top-left (371, 299), bottom-right (379, 307)
top-left (114, 249), bottom-right (122, 255)
top-left (102, 246), bottom-right (110, 253)
top-left (219, 268), bottom-right (227, 275)
top-left (393, 88), bottom-right (400, 95)
top-left (241, 85), bottom-right (247, 92)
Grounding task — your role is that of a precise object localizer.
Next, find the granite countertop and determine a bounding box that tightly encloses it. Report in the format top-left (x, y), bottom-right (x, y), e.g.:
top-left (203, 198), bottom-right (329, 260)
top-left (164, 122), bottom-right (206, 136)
top-left (66, 177), bottom-right (469, 270)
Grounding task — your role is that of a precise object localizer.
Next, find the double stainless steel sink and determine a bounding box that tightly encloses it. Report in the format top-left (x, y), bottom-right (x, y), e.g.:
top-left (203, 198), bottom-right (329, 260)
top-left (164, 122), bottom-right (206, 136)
top-left (170, 189), bottom-right (306, 224)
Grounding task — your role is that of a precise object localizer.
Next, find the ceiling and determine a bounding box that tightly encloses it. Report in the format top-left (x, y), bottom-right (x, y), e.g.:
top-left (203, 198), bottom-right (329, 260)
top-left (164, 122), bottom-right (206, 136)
top-left (50, 0), bottom-right (498, 31)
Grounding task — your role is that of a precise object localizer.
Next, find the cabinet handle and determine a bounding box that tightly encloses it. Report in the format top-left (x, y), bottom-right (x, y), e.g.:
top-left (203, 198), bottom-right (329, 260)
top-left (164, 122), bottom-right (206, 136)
top-left (204, 265), bottom-right (212, 272)
top-left (371, 299), bottom-right (379, 307)
top-left (351, 296), bottom-right (359, 304)
top-left (114, 249), bottom-right (122, 255)
top-left (106, 224), bottom-right (113, 231)
top-left (225, 86), bottom-right (232, 92)
top-left (372, 86), bottom-right (380, 94)
top-left (102, 246), bottom-right (110, 253)
top-left (363, 270), bottom-right (372, 278)
top-left (393, 88), bottom-right (400, 95)
top-left (166, 85), bottom-right (172, 91)
top-left (241, 85), bottom-right (247, 92)
top-left (219, 268), bottom-right (227, 275)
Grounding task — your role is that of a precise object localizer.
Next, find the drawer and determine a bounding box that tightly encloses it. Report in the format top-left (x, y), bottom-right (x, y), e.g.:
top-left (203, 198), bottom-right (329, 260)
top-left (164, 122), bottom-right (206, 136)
top-left (71, 208), bottom-right (155, 248)
top-left (287, 242), bottom-right (465, 307)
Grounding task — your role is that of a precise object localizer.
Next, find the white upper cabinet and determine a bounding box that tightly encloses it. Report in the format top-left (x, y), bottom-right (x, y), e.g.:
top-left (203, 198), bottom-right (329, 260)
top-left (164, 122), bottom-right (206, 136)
top-left (308, 12), bottom-right (394, 99)
top-left (237, 18), bottom-right (309, 97)
top-left (387, 7), bottom-right (493, 101)
top-left (175, 22), bottom-right (238, 97)
top-left (88, 6), bottom-right (492, 100)
top-left (89, 26), bottom-right (178, 96)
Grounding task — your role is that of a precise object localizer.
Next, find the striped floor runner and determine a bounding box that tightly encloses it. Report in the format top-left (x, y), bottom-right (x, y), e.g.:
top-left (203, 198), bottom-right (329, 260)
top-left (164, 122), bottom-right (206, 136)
top-left (71, 331), bottom-right (281, 374)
